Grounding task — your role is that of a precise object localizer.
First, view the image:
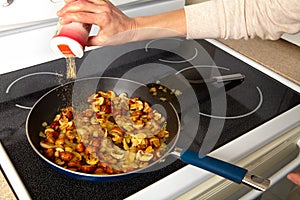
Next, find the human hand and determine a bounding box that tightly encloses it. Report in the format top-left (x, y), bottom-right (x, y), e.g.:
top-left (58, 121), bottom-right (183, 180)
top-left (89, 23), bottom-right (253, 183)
top-left (57, 0), bottom-right (137, 46)
top-left (287, 173), bottom-right (300, 185)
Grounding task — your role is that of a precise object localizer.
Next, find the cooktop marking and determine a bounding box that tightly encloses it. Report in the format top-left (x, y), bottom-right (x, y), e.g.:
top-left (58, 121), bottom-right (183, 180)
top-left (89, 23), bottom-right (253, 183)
top-left (199, 86), bottom-right (263, 119)
top-left (15, 104), bottom-right (32, 110)
top-left (5, 72), bottom-right (63, 93)
top-left (175, 65), bottom-right (230, 74)
top-left (159, 48), bottom-right (198, 63)
top-left (145, 38), bottom-right (198, 63)
top-left (6, 72), bottom-right (63, 110)
top-left (145, 38), bottom-right (184, 52)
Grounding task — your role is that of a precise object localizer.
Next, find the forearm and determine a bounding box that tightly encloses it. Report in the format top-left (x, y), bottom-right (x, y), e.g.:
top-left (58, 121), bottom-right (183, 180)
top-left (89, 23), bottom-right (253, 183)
top-left (133, 9), bottom-right (187, 41)
top-left (57, 0), bottom-right (300, 46)
top-left (185, 0), bottom-right (300, 40)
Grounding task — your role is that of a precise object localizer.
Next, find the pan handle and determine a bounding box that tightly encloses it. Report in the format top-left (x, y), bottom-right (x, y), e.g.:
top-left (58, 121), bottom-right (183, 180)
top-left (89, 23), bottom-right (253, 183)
top-left (173, 148), bottom-right (270, 191)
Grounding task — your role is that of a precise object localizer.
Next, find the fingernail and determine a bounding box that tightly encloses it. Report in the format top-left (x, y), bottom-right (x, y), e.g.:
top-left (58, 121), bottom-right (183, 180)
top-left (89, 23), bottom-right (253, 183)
top-left (58, 17), bottom-right (65, 25)
top-left (287, 174), bottom-right (294, 181)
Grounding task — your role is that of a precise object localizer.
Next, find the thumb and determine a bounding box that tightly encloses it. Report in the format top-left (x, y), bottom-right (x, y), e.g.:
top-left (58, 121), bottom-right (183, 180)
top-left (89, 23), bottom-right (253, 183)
top-left (87, 36), bottom-right (103, 47)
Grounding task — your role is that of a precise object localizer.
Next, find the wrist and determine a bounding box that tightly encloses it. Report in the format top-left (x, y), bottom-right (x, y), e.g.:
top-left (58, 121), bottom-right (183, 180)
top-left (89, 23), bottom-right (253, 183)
top-left (132, 9), bottom-right (186, 42)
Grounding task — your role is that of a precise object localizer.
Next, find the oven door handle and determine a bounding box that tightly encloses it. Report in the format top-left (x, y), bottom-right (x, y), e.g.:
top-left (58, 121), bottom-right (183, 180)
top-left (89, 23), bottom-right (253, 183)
top-left (240, 139), bottom-right (300, 200)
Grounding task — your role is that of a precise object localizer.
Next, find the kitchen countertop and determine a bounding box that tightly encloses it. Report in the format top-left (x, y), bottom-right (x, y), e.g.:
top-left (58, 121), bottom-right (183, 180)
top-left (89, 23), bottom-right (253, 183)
top-left (217, 38), bottom-right (300, 86)
top-left (0, 170), bottom-right (16, 200)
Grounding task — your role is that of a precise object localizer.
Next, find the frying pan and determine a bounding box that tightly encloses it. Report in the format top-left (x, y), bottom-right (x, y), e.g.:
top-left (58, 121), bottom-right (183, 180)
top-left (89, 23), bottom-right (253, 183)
top-left (26, 77), bottom-right (269, 190)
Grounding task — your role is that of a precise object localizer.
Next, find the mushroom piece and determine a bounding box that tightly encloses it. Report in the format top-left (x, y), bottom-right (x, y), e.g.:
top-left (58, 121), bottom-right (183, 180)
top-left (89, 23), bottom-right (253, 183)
top-left (136, 150), bottom-right (154, 162)
top-left (110, 149), bottom-right (125, 160)
top-left (40, 141), bottom-right (57, 149)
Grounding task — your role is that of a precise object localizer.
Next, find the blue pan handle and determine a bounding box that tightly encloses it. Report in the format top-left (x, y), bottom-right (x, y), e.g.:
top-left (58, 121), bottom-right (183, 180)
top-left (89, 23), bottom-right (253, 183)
top-left (180, 149), bottom-right (246, 183)
top-left (175, 148), bottom-right (270, 191)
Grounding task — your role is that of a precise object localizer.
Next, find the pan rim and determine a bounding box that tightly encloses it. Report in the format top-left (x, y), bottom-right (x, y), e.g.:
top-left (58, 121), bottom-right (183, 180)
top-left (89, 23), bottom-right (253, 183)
top-left (25, 76), bottom-right (181, 178)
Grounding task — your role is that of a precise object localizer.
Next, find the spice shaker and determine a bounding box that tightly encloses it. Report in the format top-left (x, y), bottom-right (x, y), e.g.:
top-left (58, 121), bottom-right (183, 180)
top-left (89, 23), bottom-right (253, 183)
top-left (50, 22), bottom-right (92, 58)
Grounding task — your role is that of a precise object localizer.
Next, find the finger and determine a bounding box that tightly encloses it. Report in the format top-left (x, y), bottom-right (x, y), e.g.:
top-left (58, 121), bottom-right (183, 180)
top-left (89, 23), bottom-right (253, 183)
top-left (87, 35), bottom-right (105, 46)
top-left (87, 35), bottom-right (121, 47)
top-left (86, 0), bottom-right (115, 9)
top-left (59, 12), bottom-right (109, 26)
top-left (58, 17), bottom-right (73, 25)
top-left (287, 173), bottom-right (300, 185)
top-left (64, 0), bottom-right (77, 3)
top-left (87, 0), bottom-right (110, 4)
top-left (57, 0), bottom-right (107, 16)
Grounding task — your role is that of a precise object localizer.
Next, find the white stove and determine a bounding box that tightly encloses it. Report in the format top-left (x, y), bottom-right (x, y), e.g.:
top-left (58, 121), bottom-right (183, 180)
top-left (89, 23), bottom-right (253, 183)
top-left (1, 1), bottom-right (300, 200)
top-left (127, 39), bottom-right (300, 199)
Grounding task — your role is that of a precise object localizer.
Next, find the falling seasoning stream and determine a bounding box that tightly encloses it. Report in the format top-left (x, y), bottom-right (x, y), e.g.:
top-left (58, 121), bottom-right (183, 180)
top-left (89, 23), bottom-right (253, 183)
top-left (65, 56), bottom-right (77, 80)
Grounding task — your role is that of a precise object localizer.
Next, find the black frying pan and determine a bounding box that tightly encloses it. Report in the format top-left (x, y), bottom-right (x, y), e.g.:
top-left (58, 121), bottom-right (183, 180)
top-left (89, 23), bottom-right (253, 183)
top-left (26, 77), bottom-right (269, 190)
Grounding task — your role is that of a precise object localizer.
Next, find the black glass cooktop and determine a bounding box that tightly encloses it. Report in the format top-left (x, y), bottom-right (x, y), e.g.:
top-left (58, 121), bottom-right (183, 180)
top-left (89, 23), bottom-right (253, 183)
top-left (1, 39), bottom-right (300, 200)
